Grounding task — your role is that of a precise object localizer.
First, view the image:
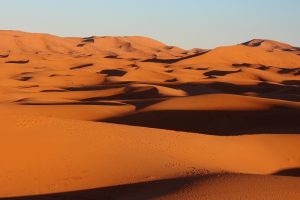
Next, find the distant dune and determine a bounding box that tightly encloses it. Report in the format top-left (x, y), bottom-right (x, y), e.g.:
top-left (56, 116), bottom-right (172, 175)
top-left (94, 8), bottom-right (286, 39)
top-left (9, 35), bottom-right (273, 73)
top-left (0, 30), bottom-right (300, 199)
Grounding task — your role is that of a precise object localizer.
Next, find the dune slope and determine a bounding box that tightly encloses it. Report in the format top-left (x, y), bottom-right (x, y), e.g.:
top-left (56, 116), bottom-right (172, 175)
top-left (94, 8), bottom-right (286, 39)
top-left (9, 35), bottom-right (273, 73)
top-left (0, 30), bottom-right (300, 199)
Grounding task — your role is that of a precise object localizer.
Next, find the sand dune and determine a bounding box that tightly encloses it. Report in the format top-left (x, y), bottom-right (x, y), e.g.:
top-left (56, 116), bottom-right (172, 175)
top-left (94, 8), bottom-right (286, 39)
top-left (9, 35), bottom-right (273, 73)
top-left (242, 39), bottom-right (300, 54)
top-left (1, 114), bottom-right (300, 198)
top-left (176, 45), bottom-right (300, 68)
top-left (104, 94), bottom-right (300, 135)
top-left (0, 30), bottom-right (300, 199)
top-left (2, 174), bottom-right (300, 200)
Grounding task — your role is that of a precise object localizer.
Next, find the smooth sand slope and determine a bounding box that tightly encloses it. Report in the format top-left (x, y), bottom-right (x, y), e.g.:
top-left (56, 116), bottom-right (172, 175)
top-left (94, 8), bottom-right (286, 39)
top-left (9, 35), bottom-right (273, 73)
top-left (0, 30), bottom-right (300, 199)
top-left (1, 114), bottom-right (300, 199)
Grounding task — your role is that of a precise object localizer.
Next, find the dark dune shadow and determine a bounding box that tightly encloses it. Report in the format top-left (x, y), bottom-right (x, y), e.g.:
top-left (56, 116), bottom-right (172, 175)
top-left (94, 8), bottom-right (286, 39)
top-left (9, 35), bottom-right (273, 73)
top-left (76, 81), bottom-right (295, 103)
top-left (0, 176), bottom-right (200, 200)
top-left (232, 63), bottom-right (273, 71)
top-left (70, 63), bottom-right (93, 70)
top-left (103, 106), bottom-right (300, 135)
top-left (60, 85), bottom-right (168, 109)
top-left (35, 78), bottom-right (300, 110)
top-left (260, 93), bottom-right (300, 102)
top-left (204, 69), bottom-right (241, 77)
top-left (99, 69), bottom-right (127, 77)
top-left (196, 67), bottom-right (209, 70)
top-left (73, 54), bottom-right (93, 58)
top-left (205, 76), bottom-right (217, 79)
top-left (165, 69), bottom-right (173, 73)
top-left (49, 74), bottom-right (72, 77)
top-left (0, 54), bottom-right (9, 58)
top-left (104, 54), bottom-right (119, 59)
top-left (81, 86), bottom-right (162, 101)
top-left (207, 81), bottom-right (294, 94)
top-left (76, 43), bottom-right (85, 47)
top-left (20, 101), bottom-right (125, 106)
top-left (164, 82), bottom-right (272, 96)
top-left (165, 78), bottom-right (177, 83)
top-left (232, 63), bottom-right (252, 67)
top-left (163, 83), bottom-right (218, 96)
top-left (165, 45), bottom-right (175, 50)
top-left (82, 36), bottom-right (94, 40)
top-left (284, 48), bottom-right (300, 52)
top-left (82, 36), bottom-right (95, 43)
top-left (121, 98), bottom-right (166, 110)
top-left (18, 85), bottom-right (39, 89)
top-left (282, 80), bottom-right (300, 86)
top-left (63, 83), bottom-right (130, 91)
top-left (278, 68), bottom-right (299, 74)
top-left (242, 40), bottom-right (263, 47)
top-left (273, 168), bottom-right (300, 177)
top-left (164, 81), bottom-right (300, 102)
top-left (256, 65), bottom-right (270, 70)
top-left (40, 89), bottom-right (66, 93)
top-left (142, 50), bottom-right (210, 64)
top-left (127, 58), bottom-right (139, 61)
top-left (6, 60), bottom-right (29, 64)
top-left (20, 72), bottom-right (32, 75)
top-left (17, 77), bottom-right (32, 81)
top-left (60, 81), bottom-right (300, 102)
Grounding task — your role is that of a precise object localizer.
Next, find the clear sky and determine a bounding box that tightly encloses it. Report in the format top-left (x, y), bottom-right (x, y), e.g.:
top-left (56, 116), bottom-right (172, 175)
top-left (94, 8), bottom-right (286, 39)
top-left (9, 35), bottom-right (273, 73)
top-left (0, 0), bottom-right (299, 49)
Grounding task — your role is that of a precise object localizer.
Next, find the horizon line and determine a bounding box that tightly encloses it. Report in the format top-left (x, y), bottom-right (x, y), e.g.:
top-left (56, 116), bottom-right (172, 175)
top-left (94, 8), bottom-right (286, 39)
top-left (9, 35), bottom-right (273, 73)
top-left (1, 29), bottom-right (299, 50)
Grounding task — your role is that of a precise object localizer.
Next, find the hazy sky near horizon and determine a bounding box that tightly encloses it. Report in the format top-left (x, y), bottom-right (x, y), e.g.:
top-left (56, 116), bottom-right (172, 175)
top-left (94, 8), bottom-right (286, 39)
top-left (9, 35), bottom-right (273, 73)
top-left (0, 0), bottom-right (299, 49)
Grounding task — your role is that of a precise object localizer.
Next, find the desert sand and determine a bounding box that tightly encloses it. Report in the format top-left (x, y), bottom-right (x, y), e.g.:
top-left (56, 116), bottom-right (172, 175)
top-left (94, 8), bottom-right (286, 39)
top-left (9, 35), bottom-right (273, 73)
top-left (0, 30), bottom-right (300, 199)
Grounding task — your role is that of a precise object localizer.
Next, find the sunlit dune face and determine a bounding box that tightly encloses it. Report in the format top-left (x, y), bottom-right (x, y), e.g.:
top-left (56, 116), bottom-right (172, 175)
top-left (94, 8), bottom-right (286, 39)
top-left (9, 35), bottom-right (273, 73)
top-left (0, 31), bottom-right (300, 199)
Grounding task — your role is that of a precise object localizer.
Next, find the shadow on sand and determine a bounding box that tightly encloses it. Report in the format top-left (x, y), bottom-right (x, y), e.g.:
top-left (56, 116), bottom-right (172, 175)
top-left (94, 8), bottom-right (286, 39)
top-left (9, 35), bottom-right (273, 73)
top-left (0, 176), bottom-right (200, 200)
top-left (273, 168), bottom-right (300, 177)
top-left (103, 106), bottom-right (300, 135)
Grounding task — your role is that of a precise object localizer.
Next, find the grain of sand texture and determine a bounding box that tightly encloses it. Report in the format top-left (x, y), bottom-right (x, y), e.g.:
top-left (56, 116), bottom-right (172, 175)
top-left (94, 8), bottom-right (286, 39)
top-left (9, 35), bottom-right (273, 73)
top-left (0, 30), bottom-right (300, 199)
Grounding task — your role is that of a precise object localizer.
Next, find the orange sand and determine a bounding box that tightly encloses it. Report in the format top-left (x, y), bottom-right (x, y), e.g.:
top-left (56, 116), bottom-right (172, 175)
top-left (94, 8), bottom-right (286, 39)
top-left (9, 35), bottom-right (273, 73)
top-left (0, 31), bottom-right (300, 199)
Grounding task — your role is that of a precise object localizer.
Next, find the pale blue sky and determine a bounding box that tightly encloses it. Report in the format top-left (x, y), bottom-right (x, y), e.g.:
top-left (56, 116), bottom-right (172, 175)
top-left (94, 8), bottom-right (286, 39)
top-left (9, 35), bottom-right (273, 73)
top-left (0, 0), bottom-right (299, 49)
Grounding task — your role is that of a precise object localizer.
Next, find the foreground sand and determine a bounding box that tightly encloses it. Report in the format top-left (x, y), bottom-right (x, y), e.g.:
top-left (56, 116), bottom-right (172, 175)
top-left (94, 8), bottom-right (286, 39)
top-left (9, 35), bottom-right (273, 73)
top-left (0, 30), bottom-right (300, 199)
top-left (1, 114), bottom-right (300, 199)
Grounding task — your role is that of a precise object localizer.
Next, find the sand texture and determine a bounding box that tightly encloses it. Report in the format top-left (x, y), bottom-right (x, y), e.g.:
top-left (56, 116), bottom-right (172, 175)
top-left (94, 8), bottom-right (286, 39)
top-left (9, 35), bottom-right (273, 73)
top-left (0, 30), bottom-right (300, 199)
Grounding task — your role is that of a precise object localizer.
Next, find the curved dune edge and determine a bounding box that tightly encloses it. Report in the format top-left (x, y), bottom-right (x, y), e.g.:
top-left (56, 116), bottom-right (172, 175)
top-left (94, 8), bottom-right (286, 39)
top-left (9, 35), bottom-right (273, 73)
top-left (2, 174), bottom-right (300, 200)
top-left (1, 31), bottom-right (300, 199)
top-left (103, 93), bottom-right (300, 135)
top-left (0, 114), bottom-right (300, 198)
